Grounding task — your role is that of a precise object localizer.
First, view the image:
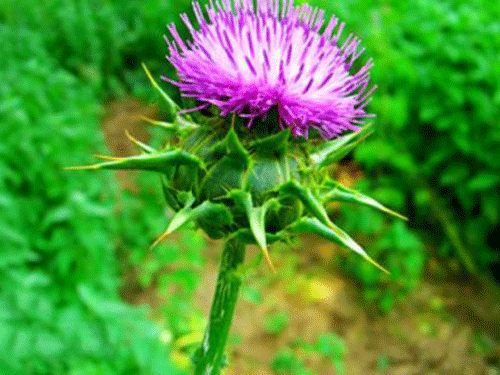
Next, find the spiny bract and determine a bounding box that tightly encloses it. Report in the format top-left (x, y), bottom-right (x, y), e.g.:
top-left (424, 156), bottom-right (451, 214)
top-left (72, 60), bottom-right (404, 272)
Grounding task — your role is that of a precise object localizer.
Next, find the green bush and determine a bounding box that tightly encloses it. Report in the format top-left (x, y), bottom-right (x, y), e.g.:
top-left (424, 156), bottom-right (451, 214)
top-left (357, 0), bottom-right (500, 274)
top-left (0, 0), bottom-right (193, 98)
top-left (299, 0), bottom-right (500, 307)
top-left (0, 25), bottom-right (179, 375)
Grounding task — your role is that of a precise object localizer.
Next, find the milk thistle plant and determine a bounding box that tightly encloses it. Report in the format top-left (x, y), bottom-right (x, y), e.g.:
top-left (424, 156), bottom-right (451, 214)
top-left (73, 0), bottom-right (405, 373)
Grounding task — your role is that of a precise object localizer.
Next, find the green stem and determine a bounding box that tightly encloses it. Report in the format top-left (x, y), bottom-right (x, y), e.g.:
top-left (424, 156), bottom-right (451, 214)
top-left (193, 237), bottom-right (246, 375)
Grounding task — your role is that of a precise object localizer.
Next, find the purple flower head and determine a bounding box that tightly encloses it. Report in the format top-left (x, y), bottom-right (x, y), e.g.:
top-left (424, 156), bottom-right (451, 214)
top-left (165, 0), bottom-right (375, 139)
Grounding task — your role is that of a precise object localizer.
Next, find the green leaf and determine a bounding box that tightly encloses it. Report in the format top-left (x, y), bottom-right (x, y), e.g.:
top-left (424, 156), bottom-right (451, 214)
top-left (68, 149), bottom-right (205, 174)
top-left (249, 128), bottom-right (291, 157)
top-left (310, 124), bottom-right (373, 167)
top-left (280, 181), bottom-right (331, 226)
top-left (230, 191), bottom-right (278, 271)
top-left (79, 321), bottom-right (104, 355)
top-left (323, 181), bottom-right (407, 221)
top-left (13, 328), bottom-right (33, 359)
top-left (41, 205), bottom-right (72, 226)
top-left (158, 194), bottom-right (196, 240)
top-left (288, 218), bottom-right (388, 274)
top-left (225, 127), bottom-right (250, 168)
top-left (467, 172), bottom-right (500, 191)
top-left (20, 271), bottom-right (51, 288)
top-left (35, 332), bottom-right (64, 357)
top-left (262, 311), bottom-right (290, 334)
top-left (152, 198), bottom-right (233, 247)
top-left (440, 163), bottom-right (469, 185)
top-left (78, 284), bottom-right (131, 319)
top-left (0, 321), bottom-right (15, 353)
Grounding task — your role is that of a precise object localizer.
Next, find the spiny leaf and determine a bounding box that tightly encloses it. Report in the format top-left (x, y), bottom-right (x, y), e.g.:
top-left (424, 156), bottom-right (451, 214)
top-left (152, 198), bottom-right (233, 248)
top-left (224, 127), bottom-right (251, 168)
top-left (230, 191), bottom-right (277, 272)
top-left (280, 181), bottom-right (331, 226)
top-left (175, 116), bottom-right (201, 130)
top-left (151, 194), bottom-right (196, 248)
top-left (324, 181), bottom-right (408, 221)
top-left (67, 149), bottom-right (205, 173)
top-left (310, 124), bottom-right (373, 167)
top-left (199, 129), bottom-right (251, 199)
top-left (199, 157), bottom-right (246, 200)
top-left (288, 218), bottom-right (389, 274)
top-left (195, 201), bottom-right (234, 239)
top-left (161, 176), bottom-right (181, 211)
top-left (249, 128), bottom-right (291, 157)
top-left (310, 133), bottom-right (358, 165)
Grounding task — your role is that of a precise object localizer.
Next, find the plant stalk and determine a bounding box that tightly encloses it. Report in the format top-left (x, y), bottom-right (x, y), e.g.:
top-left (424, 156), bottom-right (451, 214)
top-left (193, 237), bottom-right (246, 375)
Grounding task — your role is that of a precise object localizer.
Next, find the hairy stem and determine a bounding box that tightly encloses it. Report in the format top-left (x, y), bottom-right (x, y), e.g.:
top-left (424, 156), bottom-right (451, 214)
top-left (193, 237), bottom-right (245, 375)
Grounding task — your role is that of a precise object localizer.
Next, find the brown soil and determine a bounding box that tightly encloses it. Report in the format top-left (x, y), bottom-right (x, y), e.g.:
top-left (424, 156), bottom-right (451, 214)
top-left (101, 98), bottom-right (157, 191)
top-left (193, 240), bottom-right (499, 375)
top-left (104, 99), bottom-right (500, 375)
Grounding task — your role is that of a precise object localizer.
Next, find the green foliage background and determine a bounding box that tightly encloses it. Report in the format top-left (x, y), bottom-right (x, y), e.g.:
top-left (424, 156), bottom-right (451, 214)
top-left (321, 0), bottom-right (500, 310)
top-left (1, 0), bottom-right (499, 373)
top-left (0, 24), bottom-right (184, 374)
top-left (0, 0), bottom-right (194, 372)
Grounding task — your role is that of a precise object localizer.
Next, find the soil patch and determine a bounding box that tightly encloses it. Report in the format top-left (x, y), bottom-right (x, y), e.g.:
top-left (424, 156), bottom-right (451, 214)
top-left (101, 98), bottom-right (157, 191)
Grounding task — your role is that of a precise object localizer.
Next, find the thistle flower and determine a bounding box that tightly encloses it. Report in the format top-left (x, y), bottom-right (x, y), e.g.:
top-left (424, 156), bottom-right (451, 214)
top-left (165, 0), bottom-right (375, 139)
top-left (69, 1), bottom-right (406, 373)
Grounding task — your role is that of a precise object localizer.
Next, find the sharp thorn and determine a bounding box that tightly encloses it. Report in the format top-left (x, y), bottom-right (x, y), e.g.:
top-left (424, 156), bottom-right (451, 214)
top-left (93, 154), bottom-right (124, 161)
top-left (64, 165), bottom-right (99, 171)
top-left (124, 129), bottom-right (154, 152)
top-left (141, 62), bottom-right (181, 114)
top-left (260, 246), bottom-right (276, 274)
top-left (142, 62), bottom-right (159, 90)
top-left (125, 129), bottom-right (139, 144)
top-left (150, 229), bottom-right (170, 250)
top-left (140, 115), bottom-right (175, 129)
top-left (365, 257), bottom-right (390, 275)
top-left (140, 115), bottom-right (158, 124)
top-left (389, 210), bottom-right (409, 221)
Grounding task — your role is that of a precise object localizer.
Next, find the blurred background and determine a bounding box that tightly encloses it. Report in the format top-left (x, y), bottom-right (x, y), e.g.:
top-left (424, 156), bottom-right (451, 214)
top-left (1, 0), bottom-right (499, 374)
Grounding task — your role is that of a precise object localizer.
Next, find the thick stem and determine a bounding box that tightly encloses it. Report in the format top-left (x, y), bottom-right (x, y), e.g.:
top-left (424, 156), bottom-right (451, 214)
top-left (193, 237), bottom-right (245, 375)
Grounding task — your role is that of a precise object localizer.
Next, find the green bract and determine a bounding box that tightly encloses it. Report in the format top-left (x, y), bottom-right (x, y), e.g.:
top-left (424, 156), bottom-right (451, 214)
top-left (74, 65), bottom-right (405, 272)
